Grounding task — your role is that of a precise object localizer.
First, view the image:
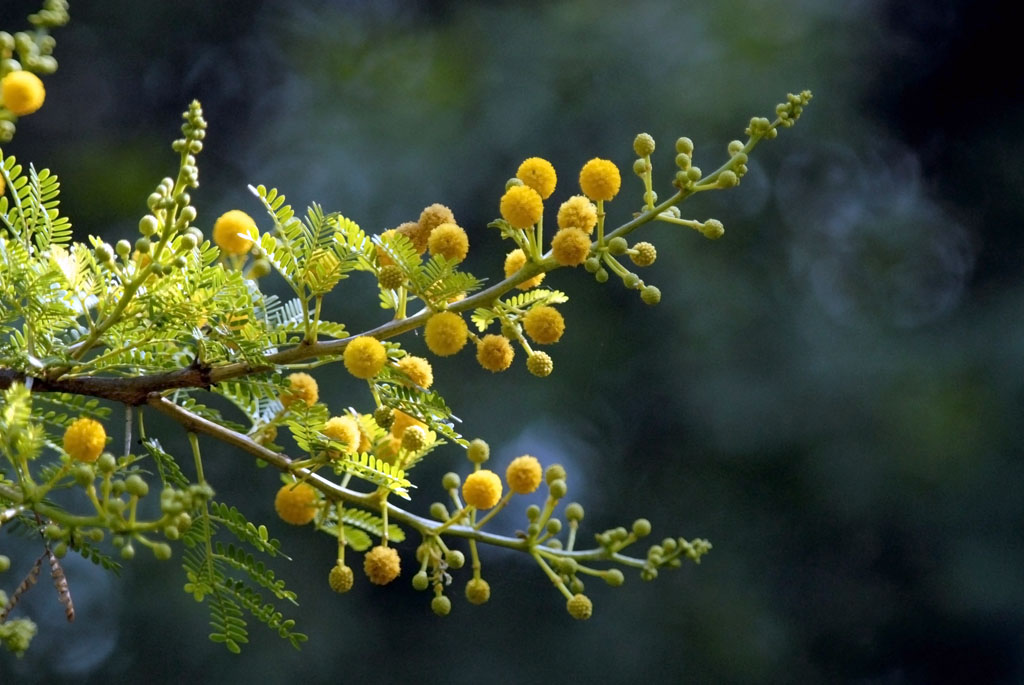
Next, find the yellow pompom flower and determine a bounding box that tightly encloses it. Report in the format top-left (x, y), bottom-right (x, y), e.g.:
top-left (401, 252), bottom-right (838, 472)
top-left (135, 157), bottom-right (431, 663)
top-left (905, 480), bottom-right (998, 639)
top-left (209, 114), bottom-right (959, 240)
top-left (505, 455), bottom-right (543, 495)
top-left (395, 355), bottom-right (434, 388)
top-left (323, 415), bottom-right (360, 456)
top-left (427, 222), bottom-right (469, 262)
top-left (343, 336), bottom-right (387, 379)
top-left (476, 334), bottom-right (515, 372)
top-left (504, 248), bottom-right (545, 290)
top-left (1, 70), bottom-right (45, 116)
top-left (274, 482), bottom-right (319, 525)
top-left (551, 227), bottom-right (591, 267)
top-left (579, 158), bottom-right (621, 202)
top-left (499, 184), bottom-right (544, 229)
top-left (462, 469), bottom-right (503, 510)
top-left (424, 311), bottom-right (468, 357)
top-left (390, 410), bottom-right (426, 439)
top-left (516, 157), bottom-right (557, 199)
top-left (523, 305), bottom-right (565, 344)
top-left (63, 417), bottom-right (107, 463)
top-left (396, 220), bottom-right (429, 255)
top-left (281, 372), bottom-right (319, 408)
top-left (419, 203), bottom-right (456, 235)
top-left (364, 545), bottom-right (401, 585)
top-left (212, 210), bottom-right (257, 256)
top-left (557, 195), bottom-right (598, 234)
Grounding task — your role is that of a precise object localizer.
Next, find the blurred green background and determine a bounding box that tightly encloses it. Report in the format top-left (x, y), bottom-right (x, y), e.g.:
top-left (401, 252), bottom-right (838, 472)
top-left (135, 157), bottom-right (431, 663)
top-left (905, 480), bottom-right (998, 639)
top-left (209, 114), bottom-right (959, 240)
top-left (2, 0), bottom-right (1021, 682)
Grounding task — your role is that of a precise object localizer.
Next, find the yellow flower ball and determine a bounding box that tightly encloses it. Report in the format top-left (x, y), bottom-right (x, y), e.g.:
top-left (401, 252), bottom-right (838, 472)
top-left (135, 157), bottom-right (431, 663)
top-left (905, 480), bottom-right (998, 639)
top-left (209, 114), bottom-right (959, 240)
top-left (424, 311), bottom-right (468, 357)
top-left (343, 336), bottom-right (387, 379)
top-left (523, 305), bottom-right (565, 344)
top-left (462, 469), bottom-right (503, 510)
top-left (63, 417), bottom-right (107, 463)
top-left (1, 70), bottom-right (45, 116)
top-left (419, 203), bottom-right (456, 235)
top-left (323, 415), bottom-right (360, 456)
top-left (364, 545), bottom-right (401, 585)
top-left (556, 195), bottom-right (598, 234)
top-left (427, 222), bottom-right (469, 262)
top-left (526, 351), bottom-right (553, 378)
top-left (396, 220), bottom-right (429, 255)
top-left (516, 157), bottom-right (557, 199)
top-left (566, 593), bottom-right (593, 620)
top-left (274, 482), bottom-right (319, 525)
top-left (212, 210), bottom-right (257, 256)
top-left (395, 355), bottom-right (434, 388)
top-left (505, 455), bottom-right (542, 495)
top-left (465, 577), bottom-right (491, 605)
top-left (476, 334), bottom-right (515, 372)
top-left (499, 184), bottom-right (544, 229)
top-left (550, 227), bottom-right (591, 267)
top-left (281, 372), bottom-right (319, 408)
top-left (579, 158), bottom-right (621, 202)
top-left (504, 248), bottom-right (545, 290)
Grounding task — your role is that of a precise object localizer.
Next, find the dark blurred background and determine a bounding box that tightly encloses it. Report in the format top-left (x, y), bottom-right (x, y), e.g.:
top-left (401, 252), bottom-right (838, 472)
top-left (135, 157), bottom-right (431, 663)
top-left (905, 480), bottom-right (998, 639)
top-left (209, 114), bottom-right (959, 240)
top-left (1, 0), bottom-right (1022, 683)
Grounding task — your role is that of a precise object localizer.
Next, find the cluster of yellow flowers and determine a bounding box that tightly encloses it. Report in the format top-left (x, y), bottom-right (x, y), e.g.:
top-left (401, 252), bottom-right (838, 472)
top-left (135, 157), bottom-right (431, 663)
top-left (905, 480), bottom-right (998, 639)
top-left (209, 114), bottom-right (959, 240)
top-left (0, 70), bottom-right (45, 117)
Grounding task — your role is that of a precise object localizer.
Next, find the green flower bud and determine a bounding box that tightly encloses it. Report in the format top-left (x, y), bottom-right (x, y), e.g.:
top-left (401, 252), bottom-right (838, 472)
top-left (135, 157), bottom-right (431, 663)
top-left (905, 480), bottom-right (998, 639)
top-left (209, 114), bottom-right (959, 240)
top-left (174, 512), bottom-right (192, 532)
top-left (466, 438), bottom-right (490, 463)
top-left (73, 464), bottom-right (95, 487)
top-left (153, 543), bottom-right (173, 561)
top-left (566, 593), bottom-right (593, 620)
top-left (545, 464), bottom-right (566, 484)
top-left (94, 243), bottom-right (113, 263)
top-left (125, 474), bottom-right (149, 497)
top-left (565, 502), bottom-right (584, 522)
top-left (373, 406), bottom-right (395, 431)
top-left (248, 258), bottom-right (272, 279)
top-left (633, 132), bottom-right (656, 157)
top-left (429, 502), bottom-right (449, 521)
top-left (178, 232), bottom-right (198, 251)
top-left (701, 219), bottom-right (725, 240)
top-left (608, 237), bottom-right (628, 255)
top-left (526, 504), bottom-right (541, 521)
top-left (686, 166), bottom-right (702, 182)
top-left (570, 577), bottom-right (585, 595)
top-left (53, 542), bottom-right (67, 558)
top-left (675, 153), bottom-right (691, 170)
top-left (87, 529), bottom-right (104, 543)
top-left (120, 543), bottom-right (135, 560)
top-left (164, 525), bottom-right (180, 541)
top-left (378, 264), bottom-right (405, 290)
top-left (111, 479), bottom-right (126, 496)
top-left (643, 190), bottom-right (658, 205)
top-left (446, 550), bottom-right (465, 569)
top-left (717, 170), bottom-right (739, 188)
top-left (441, 472), bottom-right (461, 491)
top-left (0, 555), bottom-right (10, 572)
top-left (431, 594), bottom-right (452, 616)
top-left (412, 571), bottom-right (430, 591)
top-left (594, 268), bottom-right (609, 284)
top-left (641, 285), bottom-right (661, 305)
top-left (675, 137), bottom-right (693, 154)
top-left (558, 557), bottom-right (578, 574)
top-left (584, 257), bottom-right (601, 273)
top-left (632, 158), bottom-right (648, 176)
top-left (505, 177), bottom-right (525, 190)
top-left (135, 237), bottom-right (152, 254)
top-left (633, 518), bottom-right (652, 538)
top-left (44, 524), bottom-right (62, 540)
top-left (727, 139), bottom-right (745, 155)
top-left (465, 577), bottom-right (491, 605)
top-left (604, 568), bottom-right (625, 587)
top-left (546, 518), bottom-right (562, 535)
top-left (402, 425), bottom-right (427, 451)
top-left (623, 272), bottom-right (640, 289)
top-left (549, 478), bottom-right (567, 499)
top-left (115, 240), bottom-right (132, 258)
top-left (186, 227), bottom-right (204, 244)
top-left (526, 523), bottom-right (541, 538)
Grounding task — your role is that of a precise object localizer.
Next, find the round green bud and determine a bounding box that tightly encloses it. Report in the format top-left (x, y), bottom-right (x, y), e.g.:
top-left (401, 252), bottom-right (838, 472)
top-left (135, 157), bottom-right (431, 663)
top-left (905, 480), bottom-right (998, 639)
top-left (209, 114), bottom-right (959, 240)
top-left (153, 543), bottom-right (173, 561)
top-left (164, 525), bottom-right (180, 541)
top-left (139, 214), bottom-right (160, 235)
top-left (662, 537), bottom-right (678, 552)
top-left (633, 132), bottom-right (656, 157)
top-left (674, 153), bottom-right (691, 170)
top-left (549, 478), bottom-right (567, 499)
top-left (54, 542), bottom-right (68, 558)
top-left (135, 237), bottom-right (152, 255)
top-left (465, 577), bottom-right (491, 605)
top-left (565, 502), bottom-right (584, 522)
top-left (604, 568), bottom-right (625, 587)
top-left (429, 502), bottom-right (449, 520)
top-left (125, 474), bottom-right (149, 497)
top-left (112, 535), bottom-right (125, 548)
top-left (569, 577), bottom-right (585, 595)
top-left (105, 498), bottom-right (127, 515)
top-left (608, 237), bottom-right (628, 255)
top-left (412, 571), bottom-right (430, 591)
top-left (73, 464), bottom-right (95, 487)
top-left (178, 232), bottom-right (198, 251)
top-left (584, 257), bottom-right (601, 273)
top-left (186, 227), bottom-right (204, 244)
top-left (641, 285), bottom-right (661, 306)
top-left (505, 177), bottom-right (525, 190)
top-left (718, 170), bottom-right (739, 188)
top-left (526, 504), bottom-right (541, 521)
top-left (94, 243), bottom-right (114, 263)
top-left (115, 240), bottom-right (132, 258)
top-left (373, 406), bottom-right (395, 431)
top-left (441, 472), bottom-right (461, 491)
top-left (632, 158), bottom-right (648, 176)
top-left (648, 544), bottom-right (664, 561)
top-left (643, 190), bottom-right (658, 205)
top-left (174, 512), bottom-right (192, 532)
top-left (674, 170), bottom-right (689, 186)
top-left (120, 544), bottom-right (135, 560)
top-left (248, 258), bottom-right (272, 279)
top-left (378, 264), bottom-right (405, 290)
top-left (686, 166), bottom-right (702, 182)
top-left (431, 594), bottom-right (452, 616)
top-left (179, 206), bottom-right (198, 224)
top-left (175, 192), bottom-right (191, 208)
top-left (111, 479), bottom-right (126, 496)
top-left (546, 519), bottom-right (562, 535)
top-left (612, 526), bottom-right (628, 541)
top-left (701, 219), bottom-right (725, 240)
top-left (172, 256), bottom-right (187, 270)
top-left (0, 555), bottom-right (10, 572)
top-left (633, 518), bottom-right (652, 538)
top-left (87, 529), bottom-right (104, 543)
top-left (733, 152), bottom-right (748, 165)
top-left (446, 550), bottom-right (465, 569)
top-left (44, 524), bottom-right (62, 540)
top-left (623, 272), bottom-right (640, 289)
top-left (150, 261), bottom-right (165, 277)
top-left (466, 438), bottom-right (490, 463)
top-left (641, 566), bottom-right (658, 581)
top-left (189, 140), bottom-right (203, 154)
top-left (546, 538), bottom-right (563, 549)
top-left (545, 464), bottom-right (566, 484)
top-left (727, 139), bottom-right (744, 155)
top-left (526, 523), bottom-right (541, 538)
top-left (675, 137), bottom-right (694, 154)
top-left (594, 268), bottom-right (609, 284)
